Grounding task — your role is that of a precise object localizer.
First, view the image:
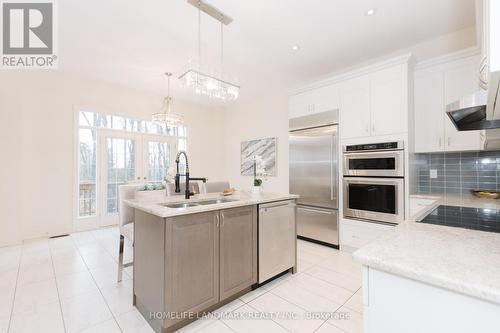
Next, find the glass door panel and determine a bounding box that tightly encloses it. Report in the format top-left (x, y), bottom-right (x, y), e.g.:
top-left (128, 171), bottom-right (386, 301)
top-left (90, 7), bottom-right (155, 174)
top-left (101, 134), bottom-right (139, 226)
top-left (78, 128), bottom-right (98, 221)
top-left (143, 135), bottom-right (176, 184)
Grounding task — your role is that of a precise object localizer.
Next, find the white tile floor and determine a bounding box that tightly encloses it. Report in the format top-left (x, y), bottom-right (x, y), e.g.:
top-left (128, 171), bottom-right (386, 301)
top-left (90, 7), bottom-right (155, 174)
top-left (0, 227), bottom-right (363, 333)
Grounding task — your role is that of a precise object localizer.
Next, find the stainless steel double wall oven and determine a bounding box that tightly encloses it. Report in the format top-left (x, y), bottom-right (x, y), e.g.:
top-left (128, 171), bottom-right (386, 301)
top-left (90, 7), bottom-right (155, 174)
top-left (343, 141), bottom-right (405, 224)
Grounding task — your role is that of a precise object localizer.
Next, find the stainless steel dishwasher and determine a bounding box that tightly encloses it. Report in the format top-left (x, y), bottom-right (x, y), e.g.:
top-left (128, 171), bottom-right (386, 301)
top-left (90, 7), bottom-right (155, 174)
top-left (258, 200), bottom-right (297, 283)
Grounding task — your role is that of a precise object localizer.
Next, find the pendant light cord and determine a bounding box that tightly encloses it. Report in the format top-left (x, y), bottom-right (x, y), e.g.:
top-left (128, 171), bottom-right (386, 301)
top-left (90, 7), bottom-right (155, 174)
top-left (165, 73), bottom-right (172, 115)
top-left (198, 6), bottom-right (201, 70)
top-left (220, 20), bottom-right (223, 78)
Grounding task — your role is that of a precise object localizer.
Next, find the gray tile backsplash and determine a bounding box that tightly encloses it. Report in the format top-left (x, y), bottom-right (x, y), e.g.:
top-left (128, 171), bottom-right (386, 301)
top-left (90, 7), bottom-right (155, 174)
top-left (415, 151), bottom-right (500, 196)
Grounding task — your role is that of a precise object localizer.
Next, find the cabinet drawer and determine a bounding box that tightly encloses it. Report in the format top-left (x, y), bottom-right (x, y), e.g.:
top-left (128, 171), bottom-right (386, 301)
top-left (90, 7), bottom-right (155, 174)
top-left (340, 219), bottom-right (393, 249)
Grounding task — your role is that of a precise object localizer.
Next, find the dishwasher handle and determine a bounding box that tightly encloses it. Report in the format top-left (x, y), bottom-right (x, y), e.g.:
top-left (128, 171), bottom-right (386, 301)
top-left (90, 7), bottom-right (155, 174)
top-left (297, 206), bottom-right (335, 215)
top-left (260, 200), bottom-right (296, 213)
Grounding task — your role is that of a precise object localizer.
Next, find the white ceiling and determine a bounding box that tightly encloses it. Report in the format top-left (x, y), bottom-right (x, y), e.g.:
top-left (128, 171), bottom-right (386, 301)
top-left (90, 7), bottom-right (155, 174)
top-left (59, 0), bottom-right (476, 106)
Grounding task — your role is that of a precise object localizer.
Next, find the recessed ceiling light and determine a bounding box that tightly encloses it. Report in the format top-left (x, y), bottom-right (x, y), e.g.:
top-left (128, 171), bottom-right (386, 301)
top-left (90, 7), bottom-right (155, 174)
top-left (291, 45), bottom-right (300, 51)
top-left (365, 8), bottom-right (377, 16)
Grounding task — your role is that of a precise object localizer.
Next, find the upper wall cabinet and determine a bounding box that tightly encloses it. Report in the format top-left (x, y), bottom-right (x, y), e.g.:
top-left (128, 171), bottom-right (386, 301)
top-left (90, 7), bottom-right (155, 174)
top-left (370, 65), bottom-right (408, 136)
top-left (414, 72), bottom-right (445, 152)
top-left (340, 63), bottom-right (408, 140)
top-left (489, 1), bottom-right (499, 72)
top-left (288, 84), bottom-right (339, 119)
top-left (339, 76), bottom-right (371, 138)
top-left (414, 55), bottom-right (483, 153)
top-left (481, 0), bottom-right (499, 73)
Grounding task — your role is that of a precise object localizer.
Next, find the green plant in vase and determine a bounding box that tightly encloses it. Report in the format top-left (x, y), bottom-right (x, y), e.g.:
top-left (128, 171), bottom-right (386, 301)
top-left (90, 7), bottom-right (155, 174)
top-left (252, 155), bottom-right (267, 195)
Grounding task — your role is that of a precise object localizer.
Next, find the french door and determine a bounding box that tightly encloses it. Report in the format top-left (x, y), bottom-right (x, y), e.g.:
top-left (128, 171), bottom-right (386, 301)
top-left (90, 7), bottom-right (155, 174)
top-left (76, 130), bottom-right (176, 229)
top-left (100, 131), bottom-right (140, 226)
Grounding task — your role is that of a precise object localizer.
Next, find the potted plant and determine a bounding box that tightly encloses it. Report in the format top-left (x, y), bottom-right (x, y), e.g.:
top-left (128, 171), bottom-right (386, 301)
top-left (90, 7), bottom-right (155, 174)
top-left (252, 155), bottom-right (267, 195)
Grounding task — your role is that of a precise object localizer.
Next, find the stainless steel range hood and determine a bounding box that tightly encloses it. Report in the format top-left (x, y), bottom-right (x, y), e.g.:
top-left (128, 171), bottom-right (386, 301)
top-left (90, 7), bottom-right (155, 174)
top-left (446, 70), bottom-right (500, 150)
top-left (446, 89), bottom-right (500, 131)
top-left (446, 70), bottom-right (500, 142)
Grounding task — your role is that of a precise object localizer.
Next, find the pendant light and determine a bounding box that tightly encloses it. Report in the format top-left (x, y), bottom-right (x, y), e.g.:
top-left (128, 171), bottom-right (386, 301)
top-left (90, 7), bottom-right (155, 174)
top-left (179, 0), bottom-right (240, 101)
top-left (152, 72), bottom-right (184, 126)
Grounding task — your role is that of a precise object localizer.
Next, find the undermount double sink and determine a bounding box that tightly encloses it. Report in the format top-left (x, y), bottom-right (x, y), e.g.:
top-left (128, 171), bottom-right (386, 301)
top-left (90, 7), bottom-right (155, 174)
top-left (161, 198), bottom-right (236, 209)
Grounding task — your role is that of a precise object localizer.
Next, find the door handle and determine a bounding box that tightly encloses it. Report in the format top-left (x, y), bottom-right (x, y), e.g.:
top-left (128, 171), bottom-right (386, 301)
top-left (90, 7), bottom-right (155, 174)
top-left (330, 136), bottom-right (337, 201)
top-left (330, 137), bottom-right (333, 200)
top-left (215, 214), bottom-right (220, 227)
top-left (447, 137), bottom-right (451, 147)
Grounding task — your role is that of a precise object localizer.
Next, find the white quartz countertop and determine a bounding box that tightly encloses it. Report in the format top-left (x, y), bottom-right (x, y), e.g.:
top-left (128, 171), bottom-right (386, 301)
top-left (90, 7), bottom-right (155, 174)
top-left (124, 191), bottom-right (299, 218)
top-left (354, 194), bottom-right (500, 305)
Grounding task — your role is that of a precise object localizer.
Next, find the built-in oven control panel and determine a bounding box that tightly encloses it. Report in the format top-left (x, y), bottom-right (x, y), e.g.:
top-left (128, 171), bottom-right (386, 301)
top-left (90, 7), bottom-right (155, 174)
top-left (343, 141), bottom-right (404, 152)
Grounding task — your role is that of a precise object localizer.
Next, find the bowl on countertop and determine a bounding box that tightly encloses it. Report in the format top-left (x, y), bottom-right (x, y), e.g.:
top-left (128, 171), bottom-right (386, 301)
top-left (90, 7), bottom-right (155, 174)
top-left (471, 190), bottom-right (500, 199)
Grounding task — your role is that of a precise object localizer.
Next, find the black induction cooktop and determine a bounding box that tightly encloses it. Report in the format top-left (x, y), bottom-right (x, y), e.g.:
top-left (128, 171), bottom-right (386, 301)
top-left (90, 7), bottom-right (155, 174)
top-left (417, 205), bottom-right (500, 234)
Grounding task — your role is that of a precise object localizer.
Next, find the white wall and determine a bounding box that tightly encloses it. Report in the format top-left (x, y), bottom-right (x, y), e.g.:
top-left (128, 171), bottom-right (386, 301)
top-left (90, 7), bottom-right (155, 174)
top-left (0, 71), bottom-right (224, 246)
top-left (222, 95), bottom-right (289, 193)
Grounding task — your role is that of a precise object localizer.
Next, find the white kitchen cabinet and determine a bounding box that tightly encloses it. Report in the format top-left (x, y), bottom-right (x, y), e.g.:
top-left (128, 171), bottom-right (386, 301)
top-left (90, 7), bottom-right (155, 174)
top-left (288, 90), bottom-right (314, 119)
top-left (339, 76), bottom-right (371, 139)
top-left (443, 64), bottom-right (483, 151)
top-left (364, 268), bottom-right (500, 333)
top-left (340, 64), bottom-right (408, 139)
top-left (340, 218), bottom-right (393, 250)
top-left (288, 83), bottom-right (339, 119)
top-left (414, 72), bottom-right (445, 152)
top-left (414, 56), bottom-right (483, 153)
top-left (314, 83), bottom-right (340, 113)
top-left (370, 65), bottom-right (407, 136)
top-left (480, 0), bottom-right (499, 73)
top-left (489, 0), bottom-right (499, 72)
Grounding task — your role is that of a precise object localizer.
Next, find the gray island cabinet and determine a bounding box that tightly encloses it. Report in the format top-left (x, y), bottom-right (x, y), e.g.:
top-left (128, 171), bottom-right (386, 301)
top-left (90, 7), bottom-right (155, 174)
top-left (133, 205), bottom-right (260, 333)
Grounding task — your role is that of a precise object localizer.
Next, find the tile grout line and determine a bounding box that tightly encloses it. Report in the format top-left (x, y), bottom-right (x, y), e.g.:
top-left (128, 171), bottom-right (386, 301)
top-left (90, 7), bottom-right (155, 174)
top-left (48, 240), bottom-right (69, 333)
top-left (69, 232), bottom-right (125, 333)
top-left (243, 302), bottom-right (293, 333)
top-left (301, 270), bottom-right (359, 295)
top-left (6, 245), bottom-right (22, 333)
top-left (261, 254), bottom-right (357, 333)
top-left (315, 286), bottom-right (361, 333)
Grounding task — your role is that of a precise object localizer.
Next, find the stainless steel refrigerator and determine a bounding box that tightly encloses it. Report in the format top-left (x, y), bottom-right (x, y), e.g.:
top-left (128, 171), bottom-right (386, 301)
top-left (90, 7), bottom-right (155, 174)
top-left (289, 110), bottom-right (339, 248)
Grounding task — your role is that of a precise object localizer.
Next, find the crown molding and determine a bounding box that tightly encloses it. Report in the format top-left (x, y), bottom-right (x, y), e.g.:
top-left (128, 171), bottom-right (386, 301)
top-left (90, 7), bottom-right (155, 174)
top-left (414, 46), bottom-right (481, 71)
top-left (288, 53), bottom-right (413, 96)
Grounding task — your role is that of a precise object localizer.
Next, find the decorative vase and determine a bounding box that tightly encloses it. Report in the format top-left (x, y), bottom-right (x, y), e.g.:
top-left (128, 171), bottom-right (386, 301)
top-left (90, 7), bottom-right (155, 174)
top-left (252, 186), bottom-right (261, 195)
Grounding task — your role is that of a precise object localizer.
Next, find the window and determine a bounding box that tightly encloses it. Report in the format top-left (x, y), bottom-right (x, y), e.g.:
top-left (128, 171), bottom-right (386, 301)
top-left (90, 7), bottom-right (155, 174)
top-left (77, 111), bottom-right (186, 219)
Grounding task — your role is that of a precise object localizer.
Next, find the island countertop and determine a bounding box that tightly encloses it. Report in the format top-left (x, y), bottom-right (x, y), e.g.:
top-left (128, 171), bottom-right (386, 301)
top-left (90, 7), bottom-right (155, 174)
top-left (124, 191), bottom-right (299, 218)
top-left (354, 195), bottom-right (500, 305)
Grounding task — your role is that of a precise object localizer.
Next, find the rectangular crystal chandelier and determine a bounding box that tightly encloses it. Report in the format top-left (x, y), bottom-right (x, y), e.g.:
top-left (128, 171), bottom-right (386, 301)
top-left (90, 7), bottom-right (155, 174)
top-left (179, 69), bottom-right (239, 101)
top-left (182, 0), bottom-right (239, 101)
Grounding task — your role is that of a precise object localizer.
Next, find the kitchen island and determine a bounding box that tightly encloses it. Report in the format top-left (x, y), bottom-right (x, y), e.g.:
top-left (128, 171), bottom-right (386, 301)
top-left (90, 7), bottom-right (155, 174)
top-left (124, 191), bottom-right (298, 333)
top-left (354, 195), bottom-right (500, 333)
